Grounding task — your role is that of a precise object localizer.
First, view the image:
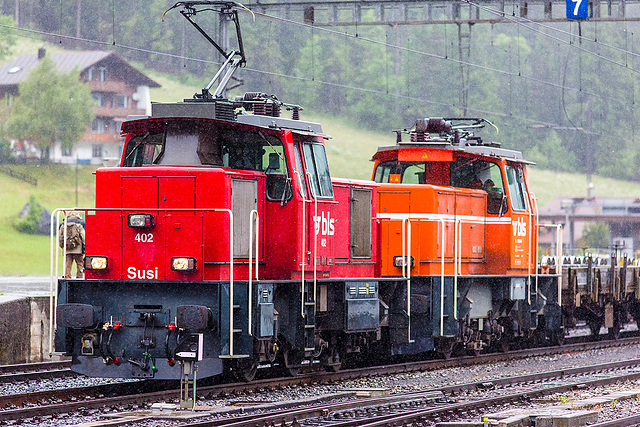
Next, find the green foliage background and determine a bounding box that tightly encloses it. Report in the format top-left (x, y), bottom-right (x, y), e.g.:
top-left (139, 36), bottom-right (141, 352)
top-left (1, 2), bottom-right (639, 180)
top-left (6, 56), bottom-right (95, 161)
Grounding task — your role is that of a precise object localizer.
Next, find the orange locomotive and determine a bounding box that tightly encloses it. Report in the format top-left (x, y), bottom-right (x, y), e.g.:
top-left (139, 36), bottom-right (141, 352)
top-left (372, 118), bottom-right (561, 356)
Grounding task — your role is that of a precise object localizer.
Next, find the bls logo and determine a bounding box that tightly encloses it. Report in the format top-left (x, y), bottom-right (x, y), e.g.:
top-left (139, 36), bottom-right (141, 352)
top-left (314, 211), bottom-right (336, 236)
top-left (512, 218), bottom-right (527, 237)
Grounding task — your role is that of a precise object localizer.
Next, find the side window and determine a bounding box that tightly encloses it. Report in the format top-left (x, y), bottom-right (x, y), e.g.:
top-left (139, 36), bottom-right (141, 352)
top-left (484, 163), bottom-right (507, 215)
top-left (294, 144), bottom-right (307, 198)
top-left (373, 161), bottom-right (394, 183)
top-left (263, 143), bottom-right (292, 202)
top-left (506, 164), bottom-right (528, 211)
top-left (401, 162), bottom-right (425, 184)
top-left (303, 142), bottom-right (334, 198)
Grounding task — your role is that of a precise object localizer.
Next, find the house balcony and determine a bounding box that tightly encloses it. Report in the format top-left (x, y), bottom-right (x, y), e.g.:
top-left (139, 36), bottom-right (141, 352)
top-left (82, 132), bottom-right (123, 143)
top-left (88, 80), bottom-right (129, 93)
top-left (94, 106), bottom-right (146, 119)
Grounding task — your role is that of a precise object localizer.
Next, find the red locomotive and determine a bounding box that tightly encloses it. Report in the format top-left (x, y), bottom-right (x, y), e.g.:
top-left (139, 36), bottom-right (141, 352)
top-left (52, 1), bottom-right (562, 385)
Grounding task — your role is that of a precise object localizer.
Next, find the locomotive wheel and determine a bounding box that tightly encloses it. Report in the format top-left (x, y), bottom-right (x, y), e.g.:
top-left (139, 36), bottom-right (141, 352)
top-left (551, 330), bottom-right (565, 346)
top-left (466, 347), bottom-right (481, 357)
top-left (282, 348), bottom-right (303, 377)
top-left (233, 359), bottom-right (258, 382)
top-left (322, 348), bottom-right (343, 372)
top-left (608, 323), bottom-right (621, 340)
top-left (588, 320), bottom-right (603, 338)
top-left (434, 338), bottom-right (456, 359)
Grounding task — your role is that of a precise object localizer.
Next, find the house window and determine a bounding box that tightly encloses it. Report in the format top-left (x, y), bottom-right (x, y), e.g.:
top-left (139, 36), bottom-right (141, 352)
top-left (92, 144), bottom-right (103, 158)
top-left (87, 67), bottom-right (95, 81)
top-left (92, 93), bottom-right (106, 107)
top-left (64, 146), bottom-right (72, 156)
top-left (99, 67), bottom-right (107, 82)
top-left (91, 118), bottom-right (105, 133)
top-left (116, 95), bottom-right (128, 108)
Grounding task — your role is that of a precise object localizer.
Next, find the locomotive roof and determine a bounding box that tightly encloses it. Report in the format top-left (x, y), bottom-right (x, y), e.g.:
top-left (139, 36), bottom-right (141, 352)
top-left (374, 142), bottom-right (533, 164)
top-left (123, 100), bottom-right (328, 139)
top-left (374, 117), bottom-right (533, 164)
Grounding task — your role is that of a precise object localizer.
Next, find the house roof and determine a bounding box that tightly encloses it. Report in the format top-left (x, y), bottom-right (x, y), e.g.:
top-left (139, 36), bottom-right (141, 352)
top-left (0, 50), bottom-right (160, 88)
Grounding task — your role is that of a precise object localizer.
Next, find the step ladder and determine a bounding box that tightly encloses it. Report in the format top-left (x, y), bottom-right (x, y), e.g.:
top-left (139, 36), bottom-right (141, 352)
top-left (220, 283), bottom-right (250, 358)
top-left (303, 280), bottom-right (316, 351)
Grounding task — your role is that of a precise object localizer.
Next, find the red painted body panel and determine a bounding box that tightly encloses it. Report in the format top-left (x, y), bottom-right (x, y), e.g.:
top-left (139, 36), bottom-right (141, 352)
top-left (86, 125), bottom-right (378, 282)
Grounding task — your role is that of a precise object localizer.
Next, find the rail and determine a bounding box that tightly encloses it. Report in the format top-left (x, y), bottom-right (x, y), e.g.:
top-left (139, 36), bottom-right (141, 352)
top-left (48, 207), bottom-right (239, 357)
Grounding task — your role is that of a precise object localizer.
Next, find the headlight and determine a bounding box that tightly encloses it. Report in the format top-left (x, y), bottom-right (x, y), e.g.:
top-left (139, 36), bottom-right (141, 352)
top-left (171, 257), bottom-right (197, 272)
top-left (393, 256), bottom-right (414, 268)
top-left (127, 213), bottom-right (155, 229)
top-left (85, 256), bottom-right (109, 270)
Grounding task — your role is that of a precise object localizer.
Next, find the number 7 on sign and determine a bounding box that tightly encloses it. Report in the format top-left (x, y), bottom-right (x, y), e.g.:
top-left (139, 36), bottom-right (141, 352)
top-left (572, 0), bottom-right (582, 15)
top-left (567, 0), bottom-right (588, 19)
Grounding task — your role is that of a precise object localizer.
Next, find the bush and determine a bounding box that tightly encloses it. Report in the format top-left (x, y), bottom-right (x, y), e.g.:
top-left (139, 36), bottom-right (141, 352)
top-left (14, 195), bottom-right (45, 234)
top-left (0, 136), bottom-right (13, 163)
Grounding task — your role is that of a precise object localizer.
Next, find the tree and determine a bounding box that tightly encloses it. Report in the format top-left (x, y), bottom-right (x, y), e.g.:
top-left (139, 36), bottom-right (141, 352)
top-left (581, 222), bottom-right (610, 250)
top-left (0, 14), bottom-right (16, 61)
top-left (6, 56), bottom-right (94, 162)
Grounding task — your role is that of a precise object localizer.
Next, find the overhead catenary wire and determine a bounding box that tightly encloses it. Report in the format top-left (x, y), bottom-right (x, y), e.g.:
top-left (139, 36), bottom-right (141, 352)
top-left (0, 20), bottom-right (572, 126)
top-left (0, 5), bottom-right (634, 129)
top-left (246, 9), bottom-right (633, 105)
top-left (464, 0), bottom-right (640, 70)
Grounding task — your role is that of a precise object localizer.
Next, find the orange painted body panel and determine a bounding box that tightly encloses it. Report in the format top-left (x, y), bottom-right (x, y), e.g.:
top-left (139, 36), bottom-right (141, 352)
top-left (374, 155), bottom-right (538, 278)
top-left (377, 184), bottom-right (489, 276)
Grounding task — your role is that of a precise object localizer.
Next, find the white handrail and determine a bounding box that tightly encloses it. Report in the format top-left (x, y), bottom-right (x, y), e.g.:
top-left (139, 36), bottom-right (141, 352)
top-left (49, 207), bottom-right (236, 356)
top-left (440, 219), bottom-right (446, 336)
top-left (537, 223), bottom-right (564, 306)
top-left (529, 193), bottom-right (538, 305)
top-left (248, 209), bottom-right (259, 337)
top-left (401, 218), bottom-right (413, 343)
top-left (49, 208), bottom-right (77, 357)
top-left (393, 215), bottom-right (447, 338)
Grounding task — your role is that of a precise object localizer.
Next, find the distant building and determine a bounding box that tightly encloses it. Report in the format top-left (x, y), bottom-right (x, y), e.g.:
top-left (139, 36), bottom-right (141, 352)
top-left (0, 48), bottom-right (160, 165)
top-left (538, 196), bottom-right (640, 258)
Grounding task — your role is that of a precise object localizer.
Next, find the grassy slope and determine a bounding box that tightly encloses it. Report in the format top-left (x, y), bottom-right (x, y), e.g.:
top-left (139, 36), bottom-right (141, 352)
top-left (0, 165), bottom-right (97, 276)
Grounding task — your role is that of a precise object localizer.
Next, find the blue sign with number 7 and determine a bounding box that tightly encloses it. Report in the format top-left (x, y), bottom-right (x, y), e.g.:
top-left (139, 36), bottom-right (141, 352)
top-left (567, 0), bottom-right (589, 19)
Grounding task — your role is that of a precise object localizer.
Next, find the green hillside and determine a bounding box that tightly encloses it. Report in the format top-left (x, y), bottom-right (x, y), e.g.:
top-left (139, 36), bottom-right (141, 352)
top-left (0, 164), bottom-right (97, 276)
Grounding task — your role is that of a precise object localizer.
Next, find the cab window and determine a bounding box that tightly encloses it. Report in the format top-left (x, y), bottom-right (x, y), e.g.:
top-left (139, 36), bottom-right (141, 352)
top-left (506, 164), bottom-right (528, 211)
top-left (373, 161), bottom-right (426, 184)
top-left (303, 143), bottom-right (333, 198)
top-left (450, 157), bottom-right (506, 214)
top-left (122, 131), bottom-right (164, 167)
top-left (294, 144), bottom-right (307, 198)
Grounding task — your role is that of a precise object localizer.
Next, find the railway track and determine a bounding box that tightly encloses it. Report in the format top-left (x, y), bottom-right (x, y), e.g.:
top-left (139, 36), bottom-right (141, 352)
top-left (2, 335), bottom-right (640, 424)
top-left (0, 360), bottom-right (73, 384)
top-left (55, 355), bottom-right (640, 427)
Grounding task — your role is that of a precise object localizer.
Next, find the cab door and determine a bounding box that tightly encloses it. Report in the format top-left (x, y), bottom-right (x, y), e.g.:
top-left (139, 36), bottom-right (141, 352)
top-left (505, 164), bottom-right (532, 271)
top-left (301, 141), bottom-right (336, 277)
